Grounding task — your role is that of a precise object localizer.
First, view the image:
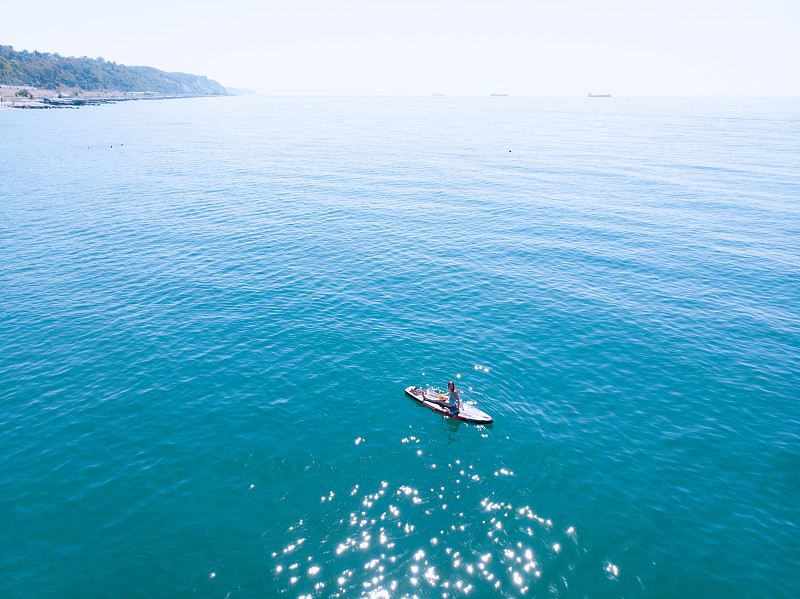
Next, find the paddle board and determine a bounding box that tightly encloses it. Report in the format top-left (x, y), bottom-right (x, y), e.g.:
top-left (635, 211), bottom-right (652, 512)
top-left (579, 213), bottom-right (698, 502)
top-left (404, 386), bottom-right (493, 424)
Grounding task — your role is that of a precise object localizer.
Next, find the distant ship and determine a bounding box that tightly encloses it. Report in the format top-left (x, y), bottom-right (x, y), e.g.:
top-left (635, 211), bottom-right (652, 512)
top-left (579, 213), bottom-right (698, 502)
top-left (490, 93), bottom-right (509, 97)
top-left (587, 93), bottom-right (611, 98)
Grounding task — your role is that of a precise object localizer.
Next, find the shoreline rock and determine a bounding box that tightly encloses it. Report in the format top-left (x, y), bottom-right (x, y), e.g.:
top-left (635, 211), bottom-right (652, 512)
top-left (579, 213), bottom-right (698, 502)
top-left (0, 85), bottom-right (226, 109)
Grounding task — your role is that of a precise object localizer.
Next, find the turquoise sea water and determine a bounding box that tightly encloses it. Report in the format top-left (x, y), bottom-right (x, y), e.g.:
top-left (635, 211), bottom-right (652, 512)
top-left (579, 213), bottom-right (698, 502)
top-left (1, 96), bottom-right (799, 598)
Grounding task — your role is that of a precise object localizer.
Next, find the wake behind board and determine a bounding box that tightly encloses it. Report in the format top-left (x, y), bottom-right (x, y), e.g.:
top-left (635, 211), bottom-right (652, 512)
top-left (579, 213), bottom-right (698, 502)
top-left (405, 386), bottom-right (493, 424)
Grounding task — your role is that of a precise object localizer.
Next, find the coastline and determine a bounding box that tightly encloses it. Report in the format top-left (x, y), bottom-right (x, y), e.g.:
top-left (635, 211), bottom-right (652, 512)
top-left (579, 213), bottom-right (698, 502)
top-left (0, 85), bottom-right (224, 109)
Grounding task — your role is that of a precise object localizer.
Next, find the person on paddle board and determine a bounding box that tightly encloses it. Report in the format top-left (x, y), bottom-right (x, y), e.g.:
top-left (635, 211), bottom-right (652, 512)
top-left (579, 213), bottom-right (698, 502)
top-left (447, 381), bottom-right (461, 410)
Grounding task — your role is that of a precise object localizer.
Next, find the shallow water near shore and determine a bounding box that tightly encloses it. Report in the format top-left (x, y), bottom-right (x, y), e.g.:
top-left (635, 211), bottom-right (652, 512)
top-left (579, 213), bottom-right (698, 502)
top-left (2, 96), bottom-right (799, 598)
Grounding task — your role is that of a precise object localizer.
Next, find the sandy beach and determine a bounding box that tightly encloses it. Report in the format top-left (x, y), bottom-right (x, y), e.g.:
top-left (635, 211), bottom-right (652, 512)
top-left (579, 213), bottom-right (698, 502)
top-left (0, 85), bottom-right (206, 109)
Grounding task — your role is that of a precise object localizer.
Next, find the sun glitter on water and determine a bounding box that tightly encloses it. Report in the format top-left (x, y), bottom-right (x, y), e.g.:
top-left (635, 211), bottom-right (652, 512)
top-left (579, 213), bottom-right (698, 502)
top-left (267, 434), bottom-right (579, 598)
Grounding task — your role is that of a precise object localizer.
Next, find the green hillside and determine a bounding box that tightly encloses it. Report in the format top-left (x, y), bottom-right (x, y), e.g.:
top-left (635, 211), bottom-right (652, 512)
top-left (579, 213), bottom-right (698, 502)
top-left (0, 45), bottom-right (227, 95)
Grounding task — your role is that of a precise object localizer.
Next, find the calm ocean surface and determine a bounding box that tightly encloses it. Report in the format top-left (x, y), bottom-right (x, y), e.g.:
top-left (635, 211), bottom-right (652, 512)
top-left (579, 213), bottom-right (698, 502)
top-left (1, 96), bottom-right (799, 598)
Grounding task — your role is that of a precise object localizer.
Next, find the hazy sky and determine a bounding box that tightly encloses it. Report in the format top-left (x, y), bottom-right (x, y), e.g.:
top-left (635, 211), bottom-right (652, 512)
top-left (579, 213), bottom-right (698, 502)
top-left (3, 0), bottom-right (799, 96)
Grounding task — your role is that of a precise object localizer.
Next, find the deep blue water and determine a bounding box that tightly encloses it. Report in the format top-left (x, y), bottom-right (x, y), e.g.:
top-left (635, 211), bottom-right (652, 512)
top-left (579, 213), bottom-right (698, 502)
top-left (1, 96), bottom-right (799, 598)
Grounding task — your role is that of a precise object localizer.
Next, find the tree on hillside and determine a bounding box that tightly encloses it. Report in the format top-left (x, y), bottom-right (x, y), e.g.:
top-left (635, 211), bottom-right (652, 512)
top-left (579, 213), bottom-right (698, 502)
top-left (0, 45), bottom-right (228, 95)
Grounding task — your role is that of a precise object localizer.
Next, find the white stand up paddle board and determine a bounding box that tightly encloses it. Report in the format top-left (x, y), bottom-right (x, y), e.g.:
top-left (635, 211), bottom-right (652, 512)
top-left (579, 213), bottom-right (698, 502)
top-left (405, 386), bottom-right (493, 424)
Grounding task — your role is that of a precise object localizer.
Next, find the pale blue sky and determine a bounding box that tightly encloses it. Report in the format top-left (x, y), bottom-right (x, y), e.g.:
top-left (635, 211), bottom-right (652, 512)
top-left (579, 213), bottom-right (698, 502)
top-left (3, 0), bottom-right (799, 95)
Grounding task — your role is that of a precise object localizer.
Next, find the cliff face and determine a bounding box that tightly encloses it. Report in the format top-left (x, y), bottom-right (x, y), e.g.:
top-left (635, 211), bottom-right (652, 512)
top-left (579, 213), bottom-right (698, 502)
top-left (125, 66), bottom-right (227, 95)
top-left (0, 45), bottom-right (228, 95)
